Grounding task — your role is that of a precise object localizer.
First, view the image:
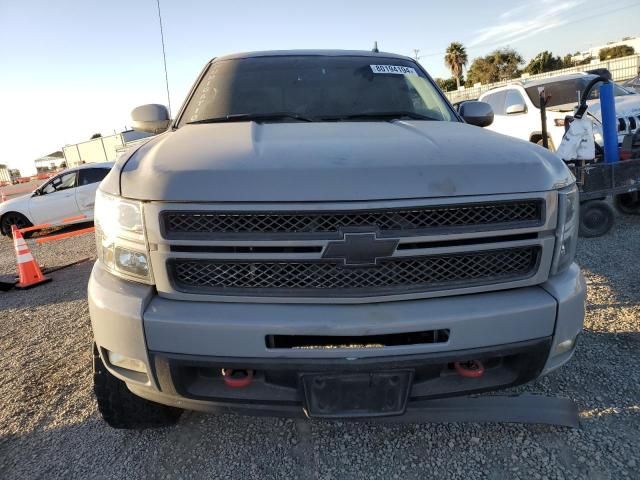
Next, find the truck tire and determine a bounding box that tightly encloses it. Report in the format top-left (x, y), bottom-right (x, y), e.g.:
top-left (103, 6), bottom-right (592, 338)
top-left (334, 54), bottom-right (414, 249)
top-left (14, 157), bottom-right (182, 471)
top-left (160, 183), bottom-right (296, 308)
top-left (614, 192), bottom-right (640, 215)
top-left (579, 200), bottom-right (615, 238)
top-left (93, 344), bottom-right (182, 429)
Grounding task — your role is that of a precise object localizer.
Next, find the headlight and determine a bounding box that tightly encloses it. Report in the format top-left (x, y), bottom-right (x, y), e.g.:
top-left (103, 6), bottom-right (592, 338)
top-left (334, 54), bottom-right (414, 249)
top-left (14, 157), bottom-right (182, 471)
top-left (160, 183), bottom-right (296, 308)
top-left (94, 190), bottom-right (144, 242)
top-left (94, 189), bottom-right (153, 284)
top-left (551, 183), bottom-right (579, 275)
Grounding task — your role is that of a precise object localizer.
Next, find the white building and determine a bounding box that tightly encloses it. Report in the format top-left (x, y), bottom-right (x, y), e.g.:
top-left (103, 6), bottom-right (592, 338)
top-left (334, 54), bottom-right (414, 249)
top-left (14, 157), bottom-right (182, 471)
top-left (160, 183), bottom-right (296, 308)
top-left (34, 151), bottom-right (66, 173)
top-left (572, 36), bottom-right (640, 62)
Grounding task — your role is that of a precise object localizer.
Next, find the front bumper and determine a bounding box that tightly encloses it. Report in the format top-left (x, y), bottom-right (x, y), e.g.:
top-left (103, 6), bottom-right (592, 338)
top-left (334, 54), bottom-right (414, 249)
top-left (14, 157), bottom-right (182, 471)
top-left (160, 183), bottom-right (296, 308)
top-left (88, 262), bottom-right (586, 417)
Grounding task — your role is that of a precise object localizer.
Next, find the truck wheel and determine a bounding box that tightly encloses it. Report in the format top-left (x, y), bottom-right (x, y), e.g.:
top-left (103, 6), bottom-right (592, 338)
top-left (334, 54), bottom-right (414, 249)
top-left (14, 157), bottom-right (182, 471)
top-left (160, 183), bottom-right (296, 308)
top-left (614, 192), bottom-right (640, 215)
top-left (93, 344), bottom-right (182, 429)
top-left (579, 200), bottom-right (615, 237)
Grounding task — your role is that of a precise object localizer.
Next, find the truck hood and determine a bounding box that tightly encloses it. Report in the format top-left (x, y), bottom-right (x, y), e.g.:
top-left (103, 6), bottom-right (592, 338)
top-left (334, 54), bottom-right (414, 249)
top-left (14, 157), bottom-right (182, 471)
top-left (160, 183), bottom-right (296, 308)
top-left (585, 94), bottom-right (640, 121)
top-left (117, 121), bottom-right (572, 202)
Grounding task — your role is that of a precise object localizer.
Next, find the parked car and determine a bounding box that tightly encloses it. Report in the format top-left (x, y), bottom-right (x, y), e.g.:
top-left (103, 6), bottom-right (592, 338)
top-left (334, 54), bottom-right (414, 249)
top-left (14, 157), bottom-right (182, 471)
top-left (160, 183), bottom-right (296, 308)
top-left (479, 72), bottom-right (640, 150)
top-left (0, 162), bottom-right (114, 236)
top-left (89, 50), bottom-right (585, 429)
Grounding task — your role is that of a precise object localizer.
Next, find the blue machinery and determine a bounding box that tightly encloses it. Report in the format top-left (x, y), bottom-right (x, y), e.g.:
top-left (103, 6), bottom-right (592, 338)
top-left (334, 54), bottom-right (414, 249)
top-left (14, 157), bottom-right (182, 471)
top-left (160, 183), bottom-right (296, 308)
top-left (599, 81), bottom-right (620, 164)
top-left (572, 75), bottom-right (619, 163)
top-left (567, 76), bottom-right (640, 237)
top-left (540, 76), bottom-right (618, 162)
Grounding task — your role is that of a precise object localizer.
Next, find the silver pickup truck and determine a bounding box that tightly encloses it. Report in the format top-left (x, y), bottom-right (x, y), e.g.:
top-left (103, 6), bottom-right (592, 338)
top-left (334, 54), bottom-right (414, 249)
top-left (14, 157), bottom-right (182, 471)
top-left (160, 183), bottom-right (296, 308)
top-left (89, 50), bottom-right (586, 428)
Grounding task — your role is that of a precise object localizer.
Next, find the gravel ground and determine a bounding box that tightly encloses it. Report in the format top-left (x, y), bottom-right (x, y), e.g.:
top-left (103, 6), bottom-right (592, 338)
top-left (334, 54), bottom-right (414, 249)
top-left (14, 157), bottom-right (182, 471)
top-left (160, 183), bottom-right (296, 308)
top-left (0, 217), bottom-right (639, 480)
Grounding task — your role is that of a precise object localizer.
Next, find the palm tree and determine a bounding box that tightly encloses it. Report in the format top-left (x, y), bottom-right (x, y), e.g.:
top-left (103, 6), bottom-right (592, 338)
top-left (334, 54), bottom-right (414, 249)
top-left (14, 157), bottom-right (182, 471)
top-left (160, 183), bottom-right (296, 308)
top-left (444, 42), bottom-right (468, 89)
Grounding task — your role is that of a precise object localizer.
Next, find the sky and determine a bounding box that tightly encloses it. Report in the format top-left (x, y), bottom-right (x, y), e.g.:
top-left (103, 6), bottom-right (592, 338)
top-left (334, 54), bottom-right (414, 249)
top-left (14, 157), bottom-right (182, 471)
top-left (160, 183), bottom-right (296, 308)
top-left (1, 0), bottom-right (639, 175)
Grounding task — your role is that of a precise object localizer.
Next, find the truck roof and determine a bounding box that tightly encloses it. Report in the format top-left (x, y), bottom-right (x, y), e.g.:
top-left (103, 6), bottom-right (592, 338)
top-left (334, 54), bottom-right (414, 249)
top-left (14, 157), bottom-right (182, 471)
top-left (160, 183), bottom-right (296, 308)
top-left (212, 49), bottom-right (414, 63)
top-left (480, 72), bottom-right (595, 95)
top-left (521, 72), bottom-right (592, 88)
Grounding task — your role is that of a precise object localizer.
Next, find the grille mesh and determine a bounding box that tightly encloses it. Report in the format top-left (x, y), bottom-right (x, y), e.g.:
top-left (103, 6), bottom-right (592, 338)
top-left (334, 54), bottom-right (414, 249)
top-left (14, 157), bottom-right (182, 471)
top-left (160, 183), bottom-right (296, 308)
top-left (169, 247), bottom-right (539, 297)
top-left (163, 201), bottom-right (542, 238)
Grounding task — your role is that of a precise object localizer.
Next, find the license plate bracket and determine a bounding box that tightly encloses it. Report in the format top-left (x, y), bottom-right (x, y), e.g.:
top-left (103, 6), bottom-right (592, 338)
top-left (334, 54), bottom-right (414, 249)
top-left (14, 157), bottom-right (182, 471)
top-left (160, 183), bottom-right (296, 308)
top-left (302, 371), bottom-right (413, 418)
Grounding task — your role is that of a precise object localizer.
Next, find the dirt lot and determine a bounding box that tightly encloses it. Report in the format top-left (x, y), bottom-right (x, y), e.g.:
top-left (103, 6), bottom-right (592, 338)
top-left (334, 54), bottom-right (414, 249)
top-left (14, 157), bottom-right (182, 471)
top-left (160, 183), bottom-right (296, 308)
top-left (0, 216), bottom-right (639, 480)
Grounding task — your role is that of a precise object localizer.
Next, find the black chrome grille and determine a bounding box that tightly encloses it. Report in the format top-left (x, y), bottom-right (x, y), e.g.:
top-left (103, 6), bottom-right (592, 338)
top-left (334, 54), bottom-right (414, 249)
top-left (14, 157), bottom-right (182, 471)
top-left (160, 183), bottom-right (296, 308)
top-left (162, 200), bottom-right (543, 239)
top-left (168, 247), bottom-right (540, 297)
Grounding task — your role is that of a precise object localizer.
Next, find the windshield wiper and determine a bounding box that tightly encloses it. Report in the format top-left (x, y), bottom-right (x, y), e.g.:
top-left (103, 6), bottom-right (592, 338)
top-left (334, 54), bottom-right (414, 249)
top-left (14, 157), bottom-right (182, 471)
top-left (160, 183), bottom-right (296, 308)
top-left (186, 112), bottom-right (314, 124)
top-left (320, 111), bottom-right (438, 121)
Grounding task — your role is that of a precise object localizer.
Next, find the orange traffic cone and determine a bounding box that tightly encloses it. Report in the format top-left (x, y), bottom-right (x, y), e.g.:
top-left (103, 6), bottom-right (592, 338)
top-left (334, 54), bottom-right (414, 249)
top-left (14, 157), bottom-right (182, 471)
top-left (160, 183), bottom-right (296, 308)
top-left (12, 225), bottom-right (50, 289)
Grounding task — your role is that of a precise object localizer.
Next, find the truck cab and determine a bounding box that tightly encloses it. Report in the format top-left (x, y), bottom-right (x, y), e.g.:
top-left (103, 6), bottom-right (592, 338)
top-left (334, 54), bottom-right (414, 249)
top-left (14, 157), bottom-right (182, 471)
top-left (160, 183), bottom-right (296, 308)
top-left (89, 50), bottom-right (585, 428)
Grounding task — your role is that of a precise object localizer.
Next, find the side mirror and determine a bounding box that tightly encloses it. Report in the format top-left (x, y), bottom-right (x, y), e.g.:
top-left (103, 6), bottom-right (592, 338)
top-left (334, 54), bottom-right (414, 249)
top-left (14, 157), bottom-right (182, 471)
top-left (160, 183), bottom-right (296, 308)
top-left (505, 103), bottom-right (527, 115)
top-left (459, 101), bottom-right (494, 127)
top-left (131, 104), bottom-right (170, 134)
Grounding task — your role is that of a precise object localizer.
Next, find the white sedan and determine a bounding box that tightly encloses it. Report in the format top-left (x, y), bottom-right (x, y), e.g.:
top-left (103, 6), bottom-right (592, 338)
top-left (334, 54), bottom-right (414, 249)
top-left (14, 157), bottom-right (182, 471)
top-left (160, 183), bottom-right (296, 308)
top-left (0, 162), bottom-right (114, 237)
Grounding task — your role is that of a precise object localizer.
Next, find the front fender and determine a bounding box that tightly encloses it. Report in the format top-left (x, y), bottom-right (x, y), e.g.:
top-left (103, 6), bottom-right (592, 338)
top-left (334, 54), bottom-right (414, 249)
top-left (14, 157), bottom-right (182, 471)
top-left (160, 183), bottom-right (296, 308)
top-left (0, 197), bottom-right (34, 226)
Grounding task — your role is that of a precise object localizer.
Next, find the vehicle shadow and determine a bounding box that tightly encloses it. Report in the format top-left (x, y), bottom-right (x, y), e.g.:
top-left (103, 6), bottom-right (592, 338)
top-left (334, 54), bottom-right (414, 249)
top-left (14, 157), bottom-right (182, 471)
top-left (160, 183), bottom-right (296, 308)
top-left (1, 339), bottom-right (638, 480)
top-left (0, 259), bottom-right (92, 312)
top-left (30, 221), bottom-right (94, 240)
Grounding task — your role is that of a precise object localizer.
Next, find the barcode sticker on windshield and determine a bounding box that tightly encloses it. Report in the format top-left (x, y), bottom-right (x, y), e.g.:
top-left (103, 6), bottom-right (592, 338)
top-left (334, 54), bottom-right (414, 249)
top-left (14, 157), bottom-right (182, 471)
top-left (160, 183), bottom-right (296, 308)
top-left (370, 65), bottom-right (417, 75)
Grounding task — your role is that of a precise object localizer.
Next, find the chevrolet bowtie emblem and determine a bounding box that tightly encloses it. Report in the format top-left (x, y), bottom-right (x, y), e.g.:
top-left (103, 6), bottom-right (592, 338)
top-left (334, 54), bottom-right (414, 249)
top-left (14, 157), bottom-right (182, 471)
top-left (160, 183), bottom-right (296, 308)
top-left (322, 232), bottom-right (399, 266)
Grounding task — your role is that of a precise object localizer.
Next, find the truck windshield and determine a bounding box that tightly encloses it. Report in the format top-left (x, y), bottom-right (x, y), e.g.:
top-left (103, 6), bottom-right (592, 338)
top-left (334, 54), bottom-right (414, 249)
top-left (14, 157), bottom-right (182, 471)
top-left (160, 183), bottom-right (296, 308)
top-left (525, 76), bottom-right (632, 109)
top-left (178, 56), bottom-right (456, 126)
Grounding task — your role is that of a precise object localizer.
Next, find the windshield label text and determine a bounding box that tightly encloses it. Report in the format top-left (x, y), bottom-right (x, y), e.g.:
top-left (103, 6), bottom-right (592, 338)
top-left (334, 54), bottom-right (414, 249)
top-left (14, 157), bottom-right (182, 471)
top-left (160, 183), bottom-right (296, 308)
top-left (370, 65), bottom-right (417, 75)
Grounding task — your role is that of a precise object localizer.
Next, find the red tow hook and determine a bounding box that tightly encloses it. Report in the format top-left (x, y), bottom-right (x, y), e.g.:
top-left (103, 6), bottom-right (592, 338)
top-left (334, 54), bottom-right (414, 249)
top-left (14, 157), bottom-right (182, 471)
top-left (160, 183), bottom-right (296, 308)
top-left (453, 360), bottom-right (485, 378)
top-left (221, 368), bottom-right (254, 388)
